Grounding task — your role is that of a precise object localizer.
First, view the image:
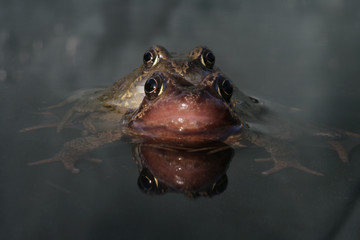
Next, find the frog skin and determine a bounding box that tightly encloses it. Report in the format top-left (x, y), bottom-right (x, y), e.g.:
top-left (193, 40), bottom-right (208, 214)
top-left (25, 45), bottom-right (359, 174)
top-left (133, 143), bottom-right (232, 198)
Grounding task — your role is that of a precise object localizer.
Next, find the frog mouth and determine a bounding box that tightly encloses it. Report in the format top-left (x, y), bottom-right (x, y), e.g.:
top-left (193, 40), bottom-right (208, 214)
top-left (127, 88), bottom-right (242, 143)
top-left (127, 113), bottom-right (242, 144)
top-left (127, 122), bottom-right (242, 143)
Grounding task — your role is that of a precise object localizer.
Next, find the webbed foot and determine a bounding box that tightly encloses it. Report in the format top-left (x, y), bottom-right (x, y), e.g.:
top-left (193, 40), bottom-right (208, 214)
top-left (28, 154), bottom-right (102, 174)
top-left (328, 141), bottom-right (349, 163)
top-left (19, 111), bottom-right (61, 133)
top-left (255, 157), bottom-right (323, 176)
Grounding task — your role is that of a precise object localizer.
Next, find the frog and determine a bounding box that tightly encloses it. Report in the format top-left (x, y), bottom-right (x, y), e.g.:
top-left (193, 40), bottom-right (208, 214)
top-left (25, 45), bottom-right (359, 175)
top-left (133, 143), bottom-right (232, 198)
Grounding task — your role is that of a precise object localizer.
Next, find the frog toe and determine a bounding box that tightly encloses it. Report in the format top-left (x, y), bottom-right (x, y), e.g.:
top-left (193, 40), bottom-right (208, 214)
top-left (85, 157), bottom-right (103, 163)
top-left (257, 157), bottom-right (323, 176)
top-left (328, 140), bottom-right (349, 163)
top-left (292, 163), bottom-right (323, 176)
top-left (261, 164), bottom-right (287, 175)
top-left (28, 157), bottom-right (61, 166)
top-left (64, 163), bottom-right (80, 174)
top-left (28, 152), bottom-right (82, 174)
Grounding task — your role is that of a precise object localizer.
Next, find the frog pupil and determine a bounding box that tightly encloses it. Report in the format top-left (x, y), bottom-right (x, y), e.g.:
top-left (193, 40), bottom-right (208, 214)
top-left (222, 80), bottom-right (233, 96)
top-left (137, 168), bottom-right (157, 192)
top-left (140, 175), bottom-right (153, 189)
top-left (206, 52), bottom-right (215, 63)
top-left (211, 174), bottom-right (228, 195)
top-left (143, 51), bottom-right (153, 63)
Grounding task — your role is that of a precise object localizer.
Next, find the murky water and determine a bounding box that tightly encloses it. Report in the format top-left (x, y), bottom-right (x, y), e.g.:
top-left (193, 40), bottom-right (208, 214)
top-left (1, 0), bottom-right (360, 239)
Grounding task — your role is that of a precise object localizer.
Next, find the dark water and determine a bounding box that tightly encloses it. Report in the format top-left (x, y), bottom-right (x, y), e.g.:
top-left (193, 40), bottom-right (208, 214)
top-left (1, 0), bottom-right (360, 239)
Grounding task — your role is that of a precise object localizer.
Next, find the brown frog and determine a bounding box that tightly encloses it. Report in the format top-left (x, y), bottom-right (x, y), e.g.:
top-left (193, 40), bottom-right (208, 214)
top-left (25, 45), bottom-right (359, 174)
top-left (134, 143), bottom-right (232, 198)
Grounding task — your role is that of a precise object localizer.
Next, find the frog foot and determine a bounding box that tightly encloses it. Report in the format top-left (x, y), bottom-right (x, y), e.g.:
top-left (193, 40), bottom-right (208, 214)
top-left (19, 112), bottom-right (61, 133)
top-left (28, 154), bottom-right (102, 174)
top-left (255, 157), bottom-right (323, 176)
top-left (19, 123), bottom-right (59, 133)
top-left (328, 141), bottom-right (349, 163)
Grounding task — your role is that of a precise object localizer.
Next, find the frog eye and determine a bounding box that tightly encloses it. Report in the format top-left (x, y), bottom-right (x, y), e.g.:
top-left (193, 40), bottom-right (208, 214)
top-left (217, 77), bottom-right (233, 102)
top-left (143, 48), bottom-right (159, 68)
top-left (209, 174), bottom-right (228, 196)
top-left (144, 75), bottom-right (164, 100)
top-left (137, 168), bottom-right (162, 194)
top-left (200, 49), bottom-right (216, 69)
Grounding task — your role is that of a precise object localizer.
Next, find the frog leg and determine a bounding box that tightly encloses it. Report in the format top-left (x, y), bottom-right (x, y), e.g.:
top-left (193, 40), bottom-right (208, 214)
top-left (28, 130), bottom-right (123, 173)
top-left (41, 100), bottom-right (72, 110)
top-left (28, 156), bottom-right (103, 174)
top-left (40, 95), bottom-right (82, 110)
top-left (20, 107), bottom-right (78, 133)
top-left (327, 130), bottom-right (360, 163)
top-left (81, 114), bottom-right (99, 134)
top-left (255, 156), bottom-right (323, 176)
top-left (19, 111), bottom-right (60, 133)
top-left (19, 113), bottom-right (86, 133)
top-left (255, 139), bottom-right (323, 176)
top-left (19, 123), bottom-right (59, 133)
top-left (56, 108), bottom-right (76, 132)
top-left (41, 89), bottom-right (103, 110)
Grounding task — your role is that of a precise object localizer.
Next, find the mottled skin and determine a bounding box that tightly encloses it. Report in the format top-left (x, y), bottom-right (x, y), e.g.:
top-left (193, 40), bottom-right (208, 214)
top-left (26, 46), bottom-right (358, 174)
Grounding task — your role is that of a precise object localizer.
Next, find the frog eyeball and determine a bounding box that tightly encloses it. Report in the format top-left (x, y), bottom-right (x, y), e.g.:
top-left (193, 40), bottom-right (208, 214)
top-left (137, 168), bottom-right (159, 193)
top-left (200, 49), bottom-right (216, 69)
top-left (143, 48), bottom-right (159, 68)
top-left (210, 174), bottom-right (228, 195)
top-left (217, 78), bottom-right (233, 102)
top-left (144, 75), bottom-right (164, 100)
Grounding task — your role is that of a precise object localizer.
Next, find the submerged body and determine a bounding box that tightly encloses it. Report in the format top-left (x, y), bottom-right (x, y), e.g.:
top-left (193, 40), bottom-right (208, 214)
top-left (26, 46), bottom-right (357, 174)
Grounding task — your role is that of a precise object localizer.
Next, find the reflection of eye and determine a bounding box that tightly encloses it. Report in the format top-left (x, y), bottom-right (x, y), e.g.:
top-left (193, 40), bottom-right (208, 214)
top-left (217, 77), bottom-right (233, 102)
top-left (200, 49), bottom-right (216, 69)
top-left (143, 48), bottom-right (159, 68)
top-left (211, 174), bottom-right (228, 195)
top-left (144, 75), bottom-right (163, 100)
top-left (137, 168), bottom-right (158, 192)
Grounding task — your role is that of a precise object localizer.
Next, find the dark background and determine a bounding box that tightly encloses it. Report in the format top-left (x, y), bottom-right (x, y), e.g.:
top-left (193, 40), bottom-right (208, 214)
top-left (1, 0), bottom-right (360, 239)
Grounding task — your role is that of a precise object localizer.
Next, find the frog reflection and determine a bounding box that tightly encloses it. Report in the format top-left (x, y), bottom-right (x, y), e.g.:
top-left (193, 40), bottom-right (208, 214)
top-left (133, 143), bottom-right (232, 198)
top-left (24, 46), bottom-right (359, 175)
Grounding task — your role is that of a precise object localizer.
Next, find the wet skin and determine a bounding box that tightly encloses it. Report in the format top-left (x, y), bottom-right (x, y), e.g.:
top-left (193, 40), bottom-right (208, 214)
top-left (134, 143), bottom-right (232, 198)
top-left (25, 46), bottom-right (359, 174)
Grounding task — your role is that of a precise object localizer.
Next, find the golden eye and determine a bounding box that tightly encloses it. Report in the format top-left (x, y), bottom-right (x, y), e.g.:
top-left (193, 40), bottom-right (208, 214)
top-left (144, 74), bottom-right (164, 100)
top-left (217, 77), bottom-right (233, 102)
top-left (143, 48), bottom-right (159, 68)
top-left (200, 49), bottom-right (216, 69)
top-left (137, 168), bottom-right (161, 195)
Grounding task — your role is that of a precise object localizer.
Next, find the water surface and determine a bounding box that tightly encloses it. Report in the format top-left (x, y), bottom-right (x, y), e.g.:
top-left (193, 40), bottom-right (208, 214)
top-left (1, 0), bottom-right (360, 239)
